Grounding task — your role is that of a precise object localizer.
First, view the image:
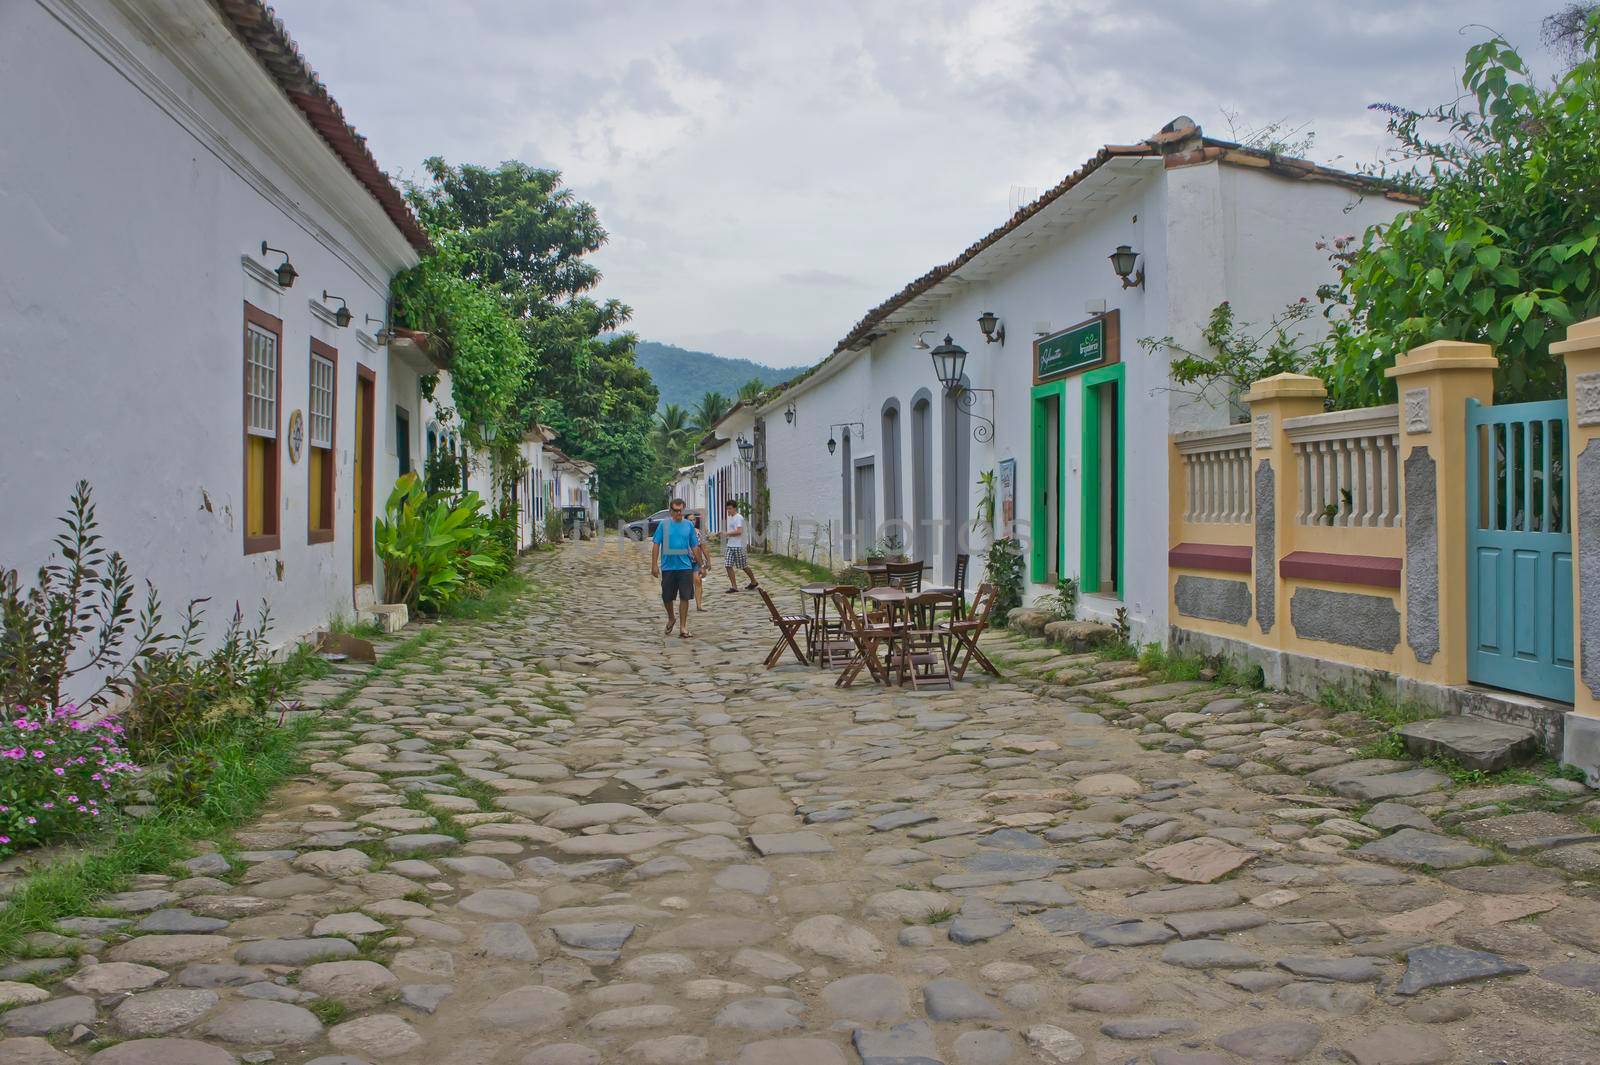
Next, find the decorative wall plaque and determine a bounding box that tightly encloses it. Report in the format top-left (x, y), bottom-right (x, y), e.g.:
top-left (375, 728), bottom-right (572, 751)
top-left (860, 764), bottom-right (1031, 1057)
top-left (1403, 387), bottom-right (1431, 434)
top-left (1253, 413), bottom-right (1272, 450)
top-left (286, 409), bottom-right (304, 464)
top-left (1576, 372), bottom-right (1600, 428)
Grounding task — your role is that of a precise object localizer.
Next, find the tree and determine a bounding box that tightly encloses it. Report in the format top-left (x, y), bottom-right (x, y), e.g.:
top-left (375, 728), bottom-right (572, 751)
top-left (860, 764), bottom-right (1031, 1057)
top-left (1546, 4), bottom-right (1599, 68)
top-left (390, 235), bottom-right (530, 445)
top-left (404, 159), bottom-right (660, 518)
top-left (694, 391), bottom-right (732, 434)
top-left (737, 377), bottom-right (766, 405)
top-left (1322, 14), bottom-right (1600, 406)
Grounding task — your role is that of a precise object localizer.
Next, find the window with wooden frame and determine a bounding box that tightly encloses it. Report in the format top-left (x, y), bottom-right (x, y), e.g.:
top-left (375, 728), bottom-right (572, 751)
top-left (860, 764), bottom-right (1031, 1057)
top-left (308, 339), bottom-right (337, 543)
top-left (243, 303), bottom-right (283, 553)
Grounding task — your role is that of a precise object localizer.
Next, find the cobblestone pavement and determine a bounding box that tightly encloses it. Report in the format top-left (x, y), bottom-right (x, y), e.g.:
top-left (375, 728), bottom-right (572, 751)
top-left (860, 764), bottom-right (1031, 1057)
top-left (4, 543), bottom-right (1600, 1065)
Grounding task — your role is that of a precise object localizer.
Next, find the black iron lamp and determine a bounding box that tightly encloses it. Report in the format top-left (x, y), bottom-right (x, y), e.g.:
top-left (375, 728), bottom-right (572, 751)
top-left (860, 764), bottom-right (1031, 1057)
top-left (737, 434), bottom-right (755, 464)
top-left (929, 335), bottom-right (969, 394)
top-left (260, 242), bottom-right (297, 287)
top-left (826, 422), bottom-right (863, 456)
top-left (1109, 244), bottom-right (1144, 289)
top-left (929, 335), bottom-right (994, 443)
top-left (977, 312), bottom-right (1005, 346)
top-left (783, 403), bottom-right (796, 425)
top-left (482, 423), bottom-right (498, 443)
top-left (321, 290), bottom-right (352, 327)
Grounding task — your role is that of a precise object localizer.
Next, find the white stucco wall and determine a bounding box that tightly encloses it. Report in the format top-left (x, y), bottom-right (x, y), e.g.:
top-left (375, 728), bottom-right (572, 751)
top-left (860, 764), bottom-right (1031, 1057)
top-left (0, 0), bottom-right (417, 674)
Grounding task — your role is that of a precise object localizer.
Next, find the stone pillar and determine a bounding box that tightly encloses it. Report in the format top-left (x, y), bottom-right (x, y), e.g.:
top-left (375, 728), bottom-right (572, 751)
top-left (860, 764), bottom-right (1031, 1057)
top-left (1384, 340), bottom-right (1498, 689)
top-left (1241, 373), bottom-right (1326, 654)
top-left (1552, 316), bottom-right (1600, 781)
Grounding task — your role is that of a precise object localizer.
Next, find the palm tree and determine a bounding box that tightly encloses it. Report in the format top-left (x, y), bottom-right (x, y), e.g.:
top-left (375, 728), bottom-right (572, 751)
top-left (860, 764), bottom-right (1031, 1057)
top-left (694, 391), bottom-right (731, 434)
top-left (654, 403), bottom-right (691, 465)
top-left (657, 403), bottom-right (690, 441)
top-left (737, 377), bottom-right (765, 405)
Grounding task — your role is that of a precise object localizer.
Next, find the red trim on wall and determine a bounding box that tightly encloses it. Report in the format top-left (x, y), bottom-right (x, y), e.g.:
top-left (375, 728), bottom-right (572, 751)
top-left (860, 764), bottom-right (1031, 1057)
top-left (243, 301), bottom-right (282, 556)
top-left (1168, 542), bottom-right (1251, 574)
top-left (308, 338), bottom-right (337, 545)
top-left (1280, 551), bottom-right (1402, 589)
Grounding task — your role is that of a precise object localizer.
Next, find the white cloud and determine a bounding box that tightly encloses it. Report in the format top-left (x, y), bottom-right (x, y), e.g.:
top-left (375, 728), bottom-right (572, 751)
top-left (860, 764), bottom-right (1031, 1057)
top-left (268, 0), bottom-right (1554, 367)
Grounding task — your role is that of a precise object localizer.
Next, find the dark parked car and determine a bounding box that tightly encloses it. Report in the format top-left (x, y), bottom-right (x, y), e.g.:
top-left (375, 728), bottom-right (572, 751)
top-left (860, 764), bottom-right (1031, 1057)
top-left (560, 505), bottom-right (592, 540)
top-left (623, 508), bottom-right (704, 541)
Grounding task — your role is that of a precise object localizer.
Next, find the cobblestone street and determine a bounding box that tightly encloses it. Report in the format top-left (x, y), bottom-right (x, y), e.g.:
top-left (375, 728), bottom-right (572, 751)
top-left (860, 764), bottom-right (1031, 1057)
top-left (5, 543), bottom-right (1600, 1065)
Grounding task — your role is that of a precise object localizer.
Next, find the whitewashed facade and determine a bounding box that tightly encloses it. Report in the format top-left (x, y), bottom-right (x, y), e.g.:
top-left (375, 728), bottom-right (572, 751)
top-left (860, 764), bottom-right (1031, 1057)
top-left (671, 463), bottom-right (708, 516)
top-left (698, 404), bottom-right (757, 538)
top-left (752, 122), bottom-right (1407, 641)
top-left (0, 0), bottom-right (430, 655)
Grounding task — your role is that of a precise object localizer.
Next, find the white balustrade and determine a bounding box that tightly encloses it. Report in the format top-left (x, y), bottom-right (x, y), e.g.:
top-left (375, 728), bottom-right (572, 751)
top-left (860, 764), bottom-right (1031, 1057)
top-left (1283, 405), bottom-right (1401, 528)
top-left (1173, 425), bottom-right (1253, 524)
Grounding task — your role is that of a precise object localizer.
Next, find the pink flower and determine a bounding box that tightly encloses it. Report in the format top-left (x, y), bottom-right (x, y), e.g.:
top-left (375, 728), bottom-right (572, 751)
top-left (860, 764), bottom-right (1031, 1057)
top-left (25, 816), bottom-right (36, 825)
top-left (0, 836), bottom-right (9, 844)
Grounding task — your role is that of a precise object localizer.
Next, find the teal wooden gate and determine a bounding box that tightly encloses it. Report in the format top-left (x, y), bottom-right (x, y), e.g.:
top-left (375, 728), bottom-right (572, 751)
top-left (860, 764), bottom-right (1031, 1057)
top-left (1465, 398), bottom-right (1574, 701)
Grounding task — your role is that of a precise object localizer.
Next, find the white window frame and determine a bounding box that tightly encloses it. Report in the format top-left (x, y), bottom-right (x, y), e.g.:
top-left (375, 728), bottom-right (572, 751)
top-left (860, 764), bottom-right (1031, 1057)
top-left (246, 322), bottom-right (278, 439)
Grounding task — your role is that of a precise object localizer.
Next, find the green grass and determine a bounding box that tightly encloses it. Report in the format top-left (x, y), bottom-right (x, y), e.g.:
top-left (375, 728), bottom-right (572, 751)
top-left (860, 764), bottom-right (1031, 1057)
top-left (1319, 683), bottom-right (1440, 731)
top-left (438, 573), bottom-right (533, 621)
top-left (754, 551), bottom-right (852, 586)
top-left (308, 998), bottom-right (348, 1024)
top-left (921, 908), bottom-right (958, 925)
top-left (0, 713), bottom-right (323, 959)
top-left (325, 615), bottom-right (388, 639)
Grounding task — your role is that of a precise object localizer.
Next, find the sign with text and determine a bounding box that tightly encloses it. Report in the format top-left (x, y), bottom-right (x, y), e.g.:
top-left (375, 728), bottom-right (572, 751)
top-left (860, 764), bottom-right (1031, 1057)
top-left (1035, 317), bottom-right (1107, 381)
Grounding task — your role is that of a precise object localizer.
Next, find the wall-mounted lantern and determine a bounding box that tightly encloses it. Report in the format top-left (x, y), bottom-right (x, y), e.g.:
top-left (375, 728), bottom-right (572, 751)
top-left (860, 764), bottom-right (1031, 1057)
top-left (913, 330), bottom-right (935, 351)
top-left (977, 311), bottom-right (1005, 346)
top-left (321, 290), bottom-right (352, 327)
top-left (1109, 244), bottom-right (1144, 289)
top-left (737, 434), bottom-right (755, 464)
top-left (928, 335), bottom-right (993, 443)
top-left (783, 403), bottom-right (796, 425)
top-left (260, 242), bottom-right (297, 287)
top-left (929, 335), bottom-right (968, 394)
top-left (825, 422), bottom-right (863, 456)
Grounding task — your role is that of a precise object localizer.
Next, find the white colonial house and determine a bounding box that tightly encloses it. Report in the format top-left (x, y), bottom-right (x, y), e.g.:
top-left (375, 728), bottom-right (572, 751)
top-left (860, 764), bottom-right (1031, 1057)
top-left (1, 0), bottom-right (435, 648)
top-left (670, 462), bottom-right (708, 517)
top-left (698, 404), bottom-right (759, 540)
top-left (753, 118), bottom-right (1408, 640)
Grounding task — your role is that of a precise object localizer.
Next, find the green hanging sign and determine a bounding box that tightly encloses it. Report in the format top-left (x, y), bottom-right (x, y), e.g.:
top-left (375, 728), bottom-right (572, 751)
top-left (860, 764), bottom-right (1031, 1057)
top-left (1035, 317), bottom-right (1106, 381)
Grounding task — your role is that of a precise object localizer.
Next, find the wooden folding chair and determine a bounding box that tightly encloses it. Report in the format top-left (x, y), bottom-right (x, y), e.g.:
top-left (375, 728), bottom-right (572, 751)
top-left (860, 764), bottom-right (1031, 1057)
top-left (941, 582), bottom-right (1001, 679)
top-left (756, 586), bottom-right (810, 668)
top-left (925, 553), bottom-right (970, 619)
top-left (812, 584), bottom-right (861, 667)
top-left (885, 560), bottom-right (923, 592)
top-left (832, 591), bottom-right (891, 687)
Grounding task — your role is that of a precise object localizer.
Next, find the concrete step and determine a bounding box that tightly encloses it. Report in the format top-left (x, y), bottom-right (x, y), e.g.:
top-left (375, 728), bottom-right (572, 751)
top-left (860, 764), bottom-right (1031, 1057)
top-left (1397, 716), bottom-right (1540, 772)
top-left (357, 602), bottom-right (409, 634)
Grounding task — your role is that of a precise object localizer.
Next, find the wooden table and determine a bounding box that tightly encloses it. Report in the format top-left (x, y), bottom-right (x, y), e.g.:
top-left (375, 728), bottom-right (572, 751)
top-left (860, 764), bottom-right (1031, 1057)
top-left (863, 587), bottom-right (958, 685)
top-left (799, 582), bottom-right (856, 666)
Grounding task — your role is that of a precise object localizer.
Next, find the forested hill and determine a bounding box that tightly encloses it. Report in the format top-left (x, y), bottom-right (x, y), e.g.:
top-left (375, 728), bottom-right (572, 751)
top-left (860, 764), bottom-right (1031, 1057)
top-left (634, 339), bottom-right (800, 409)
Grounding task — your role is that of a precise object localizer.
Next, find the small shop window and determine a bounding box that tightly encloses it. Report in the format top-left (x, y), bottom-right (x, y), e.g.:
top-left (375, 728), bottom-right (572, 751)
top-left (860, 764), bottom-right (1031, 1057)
top-left (395, 406), bottom-right (412, 476)
top-left (243, 304), bottom-right (282, 553)
top-left (308, 341), bottom-right (337, 543)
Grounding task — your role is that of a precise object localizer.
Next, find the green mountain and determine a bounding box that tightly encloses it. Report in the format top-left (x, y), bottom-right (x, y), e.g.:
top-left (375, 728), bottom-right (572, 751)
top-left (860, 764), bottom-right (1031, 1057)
top-left (634, 339), bottom-right (800, 410)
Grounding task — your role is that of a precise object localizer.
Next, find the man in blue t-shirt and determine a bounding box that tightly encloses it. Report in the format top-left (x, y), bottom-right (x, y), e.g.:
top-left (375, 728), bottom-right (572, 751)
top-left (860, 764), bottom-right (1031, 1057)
top-left (652, 497), bottom-right (702, 638)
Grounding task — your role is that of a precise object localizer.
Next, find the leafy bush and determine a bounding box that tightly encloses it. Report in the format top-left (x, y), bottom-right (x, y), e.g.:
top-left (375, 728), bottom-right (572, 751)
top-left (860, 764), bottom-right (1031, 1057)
top-left (1048, 578), bottom-right (1078, 621)
top-left (1326, 17), bottom-right (1600, 406)
top-left (121, 602), bottom-right (287, 756)
top-left (544, 508), bottom-right (565, 544)
top-left (983, 538), bottom-right (1026, 626)
top-left (1, 481), bottom-right (167, 713)
top-left (0, 706), bottom-right (139, 856)
top-left (374, 473), bottom-right (502, 612)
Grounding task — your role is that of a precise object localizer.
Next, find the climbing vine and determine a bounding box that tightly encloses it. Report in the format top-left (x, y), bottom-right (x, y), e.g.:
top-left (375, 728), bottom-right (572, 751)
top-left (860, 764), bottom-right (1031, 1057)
top-left (391, 234), bottom-right (531, 445)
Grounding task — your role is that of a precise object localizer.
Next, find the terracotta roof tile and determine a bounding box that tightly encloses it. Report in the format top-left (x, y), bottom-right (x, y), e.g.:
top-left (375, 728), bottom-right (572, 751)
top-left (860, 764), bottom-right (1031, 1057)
top-left (208, 0), bottom-right (431, 254)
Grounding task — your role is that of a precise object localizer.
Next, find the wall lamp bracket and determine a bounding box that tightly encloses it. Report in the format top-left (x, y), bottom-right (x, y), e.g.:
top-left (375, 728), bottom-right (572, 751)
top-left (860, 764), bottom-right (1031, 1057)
top-left (826, 422), bottom-right (864, 456)
top-left (260, 241), bottom-right (297, 288)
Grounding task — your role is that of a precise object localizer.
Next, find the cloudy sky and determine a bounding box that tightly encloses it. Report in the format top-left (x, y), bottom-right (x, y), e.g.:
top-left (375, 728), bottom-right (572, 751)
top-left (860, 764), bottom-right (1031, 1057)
top-left (271, 1), bottom-right (1556, 368)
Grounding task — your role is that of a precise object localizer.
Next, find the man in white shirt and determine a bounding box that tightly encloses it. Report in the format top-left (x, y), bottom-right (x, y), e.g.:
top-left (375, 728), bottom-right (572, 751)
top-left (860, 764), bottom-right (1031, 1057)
top-left (721, 499), bottom-right (759, 592)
